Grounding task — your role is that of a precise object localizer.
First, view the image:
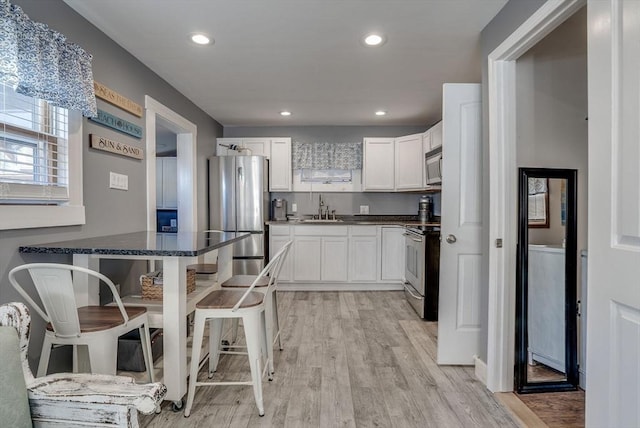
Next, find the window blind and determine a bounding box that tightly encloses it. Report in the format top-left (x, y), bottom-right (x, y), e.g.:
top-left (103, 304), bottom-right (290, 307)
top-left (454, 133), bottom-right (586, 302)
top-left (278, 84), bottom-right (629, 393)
top-left (0, 82), bottom-right (69, 203)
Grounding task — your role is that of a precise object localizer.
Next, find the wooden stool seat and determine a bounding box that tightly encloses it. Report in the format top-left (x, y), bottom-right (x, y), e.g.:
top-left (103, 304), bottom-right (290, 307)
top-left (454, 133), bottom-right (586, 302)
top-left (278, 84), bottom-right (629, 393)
top-left (187, 263), bottom-right (218, 274)
top-left (197, 290), bottom-right (264, 310)
top-left (46, 306), bottom-right (148, 333)
top-left (221, 275), bottom-right (269, 288)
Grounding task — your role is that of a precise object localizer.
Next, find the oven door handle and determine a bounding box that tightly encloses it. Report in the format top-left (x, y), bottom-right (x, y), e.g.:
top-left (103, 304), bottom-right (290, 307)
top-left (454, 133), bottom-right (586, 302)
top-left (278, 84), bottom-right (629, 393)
top-left (403, 282), bottom-right (422, 300)
top-left (402, 233), bottom-right (423, 242)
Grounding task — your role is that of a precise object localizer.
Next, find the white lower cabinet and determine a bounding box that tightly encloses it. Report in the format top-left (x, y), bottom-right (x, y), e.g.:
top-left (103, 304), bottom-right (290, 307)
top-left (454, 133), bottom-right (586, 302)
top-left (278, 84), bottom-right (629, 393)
top-left (321, 237), bottom-right (348, 281)
top-left (269, 224), bottom-right (402, 289)
top-left (293, 236), bottom-right (322, 281)
top-left (270, 234), bottom-right (293, 281)
top-left (349, 226), bottom-right (378, 282)
top-left (380, 226), bottom-right (405, 281)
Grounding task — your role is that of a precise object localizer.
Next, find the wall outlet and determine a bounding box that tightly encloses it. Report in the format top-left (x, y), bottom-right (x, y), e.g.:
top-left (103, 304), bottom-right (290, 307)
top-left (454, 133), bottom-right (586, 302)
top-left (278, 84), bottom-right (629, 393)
top-left (360, 205), bottom-right (369, 214)
top-left (109, 172), bottom-right (128, 190)
top-left (291, 203), bottom-right (297, 213)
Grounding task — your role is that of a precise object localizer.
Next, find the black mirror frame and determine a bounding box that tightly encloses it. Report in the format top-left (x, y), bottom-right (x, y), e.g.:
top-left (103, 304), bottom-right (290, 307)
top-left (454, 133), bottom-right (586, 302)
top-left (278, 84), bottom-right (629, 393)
top-left (515, 167), bottom-right (579, 394)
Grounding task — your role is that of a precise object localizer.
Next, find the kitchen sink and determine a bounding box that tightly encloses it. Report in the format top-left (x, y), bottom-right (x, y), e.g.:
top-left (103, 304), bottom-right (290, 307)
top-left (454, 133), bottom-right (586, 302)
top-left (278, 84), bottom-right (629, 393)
top-left (298, 219), bottom-right (343, 223)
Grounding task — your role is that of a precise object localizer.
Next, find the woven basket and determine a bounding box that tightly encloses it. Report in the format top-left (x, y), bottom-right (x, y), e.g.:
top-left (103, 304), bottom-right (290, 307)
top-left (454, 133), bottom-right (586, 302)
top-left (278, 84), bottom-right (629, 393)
top-left (141, 268), bottom-right (196, 300)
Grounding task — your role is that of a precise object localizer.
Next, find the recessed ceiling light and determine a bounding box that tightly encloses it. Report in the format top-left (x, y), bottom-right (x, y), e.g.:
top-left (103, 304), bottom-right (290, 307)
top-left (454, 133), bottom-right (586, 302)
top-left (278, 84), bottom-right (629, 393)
top-left (280, 111), bottom-right (292, 116)
top-left (375, 110), bottom-right (387, 116)
top-left (363, 33), bottom-right (386, 46)
top-left (190, 33), bottom-right (212, 45)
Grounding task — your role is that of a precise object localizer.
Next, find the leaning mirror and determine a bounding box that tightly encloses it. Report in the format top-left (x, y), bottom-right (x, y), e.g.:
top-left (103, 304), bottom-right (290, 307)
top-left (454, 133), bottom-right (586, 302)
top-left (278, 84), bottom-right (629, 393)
top-left (515, 168), bottom-right (579, 393)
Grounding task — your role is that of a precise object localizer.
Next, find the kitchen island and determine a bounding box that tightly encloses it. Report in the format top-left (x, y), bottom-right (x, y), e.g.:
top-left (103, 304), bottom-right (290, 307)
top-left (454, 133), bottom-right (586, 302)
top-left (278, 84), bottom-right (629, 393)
top-left (19, 230), bottom-right (249, 407)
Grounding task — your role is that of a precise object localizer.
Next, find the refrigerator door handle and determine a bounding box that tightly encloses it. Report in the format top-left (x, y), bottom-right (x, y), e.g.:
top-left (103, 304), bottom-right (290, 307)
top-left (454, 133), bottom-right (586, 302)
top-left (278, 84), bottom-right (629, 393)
top-left (237, 166), bottom-right (243, 184)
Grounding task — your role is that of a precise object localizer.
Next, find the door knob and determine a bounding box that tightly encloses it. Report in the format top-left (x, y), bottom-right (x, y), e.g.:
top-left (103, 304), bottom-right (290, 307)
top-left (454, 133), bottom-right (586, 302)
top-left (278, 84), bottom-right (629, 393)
top-left (446, 234), bottom-right (457, 244)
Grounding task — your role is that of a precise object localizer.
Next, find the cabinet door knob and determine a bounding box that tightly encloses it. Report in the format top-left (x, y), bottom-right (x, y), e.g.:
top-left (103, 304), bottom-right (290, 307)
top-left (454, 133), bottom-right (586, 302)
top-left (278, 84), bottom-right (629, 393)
top-left (446, 234), bottom-right (457, 244)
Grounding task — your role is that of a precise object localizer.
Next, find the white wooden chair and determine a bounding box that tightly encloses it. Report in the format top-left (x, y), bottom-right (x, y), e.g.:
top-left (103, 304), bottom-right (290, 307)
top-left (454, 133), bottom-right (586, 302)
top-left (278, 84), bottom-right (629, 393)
top-left (9, 263), bottom-right (155, 381)
top-left (184, 242), bottom-right (292, 417)
top-left (0, 301), bottom-right (166, 427)
top-left (220, 240), bottom-right (293, 375)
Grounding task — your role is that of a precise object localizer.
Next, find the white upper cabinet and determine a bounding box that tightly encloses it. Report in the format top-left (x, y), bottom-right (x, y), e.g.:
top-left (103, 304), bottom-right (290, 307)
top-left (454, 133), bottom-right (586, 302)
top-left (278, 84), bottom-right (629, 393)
top-left (156, 157), bottom-right (177, 209)
top-left (395, 133), bottom-right (424, 190)
top-left (269, 138), bottom-right (292, 191)
top-left (216, 137), bottom-right (270, 157)
top-left (363, 138), bottom-right (395, 191)
top-left (217, 137), bottom-right (292, 191)
top-left (429, 121), bottom-right (443, 151)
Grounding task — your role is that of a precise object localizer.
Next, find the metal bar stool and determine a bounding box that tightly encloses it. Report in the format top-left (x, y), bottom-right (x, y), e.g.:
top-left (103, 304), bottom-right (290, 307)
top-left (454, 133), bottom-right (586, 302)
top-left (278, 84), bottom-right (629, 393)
top-left (9, 263), bottom-right (155, 382)
top-left (220, 240), bottom-right (292, 375)
top-left (183, 242), bottom-right (291, 417)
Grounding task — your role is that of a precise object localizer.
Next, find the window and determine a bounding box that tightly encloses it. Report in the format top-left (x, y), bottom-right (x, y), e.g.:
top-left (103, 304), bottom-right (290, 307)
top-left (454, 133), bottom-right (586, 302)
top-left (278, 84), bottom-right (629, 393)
top-left (0, 82), bottom-right (85, 230)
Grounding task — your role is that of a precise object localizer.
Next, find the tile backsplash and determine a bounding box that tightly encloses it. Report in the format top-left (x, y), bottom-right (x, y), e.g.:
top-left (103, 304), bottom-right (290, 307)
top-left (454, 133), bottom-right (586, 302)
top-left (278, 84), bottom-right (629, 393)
top-left (271, 192), bottom-right (441, 218)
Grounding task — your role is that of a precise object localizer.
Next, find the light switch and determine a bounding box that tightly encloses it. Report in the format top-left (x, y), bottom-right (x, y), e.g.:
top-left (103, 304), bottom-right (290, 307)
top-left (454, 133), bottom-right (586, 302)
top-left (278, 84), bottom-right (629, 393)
top-left (360, 205), bottom-right (369, 214)
top-left (292, 203), bottom-right (297, 213)
top-left (109, 172), bottom-right (129, 190)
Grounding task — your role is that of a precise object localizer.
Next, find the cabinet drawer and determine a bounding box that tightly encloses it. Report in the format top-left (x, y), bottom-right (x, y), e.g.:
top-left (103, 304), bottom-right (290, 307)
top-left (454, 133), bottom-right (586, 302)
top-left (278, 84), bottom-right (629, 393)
top-left (270, 225), bottom-right (290, 236)
top-left (349, 225), bottom-right (378, 236)
top-left (293, 225), bottom-right (347, 236)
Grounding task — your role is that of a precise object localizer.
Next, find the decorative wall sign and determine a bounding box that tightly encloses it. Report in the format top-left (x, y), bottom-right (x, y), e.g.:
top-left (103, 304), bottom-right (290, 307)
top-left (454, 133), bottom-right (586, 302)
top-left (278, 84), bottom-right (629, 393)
top-left (89, 109), bottom-right (143, 139)
top-left (90, 134), bottom-right (144, 160)
top-left (93, 81), bottom-right (143, 117)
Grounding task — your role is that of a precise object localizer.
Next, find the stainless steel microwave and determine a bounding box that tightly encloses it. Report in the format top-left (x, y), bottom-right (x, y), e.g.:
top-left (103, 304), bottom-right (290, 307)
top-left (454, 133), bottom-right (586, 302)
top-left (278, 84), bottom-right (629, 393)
top-left (425, 152), bottom-right (442, 184)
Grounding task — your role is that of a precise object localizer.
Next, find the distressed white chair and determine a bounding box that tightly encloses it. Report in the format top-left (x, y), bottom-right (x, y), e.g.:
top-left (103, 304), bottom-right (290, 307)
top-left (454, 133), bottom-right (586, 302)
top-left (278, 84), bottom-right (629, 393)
top-left (220, 240), bottom-right (292, 375)
top-left (0, 301), bottom-right (166, 428)
top-left (184, 242), bottom-right (291, 418)
top-left (9, 263), bottom-right (155, 382)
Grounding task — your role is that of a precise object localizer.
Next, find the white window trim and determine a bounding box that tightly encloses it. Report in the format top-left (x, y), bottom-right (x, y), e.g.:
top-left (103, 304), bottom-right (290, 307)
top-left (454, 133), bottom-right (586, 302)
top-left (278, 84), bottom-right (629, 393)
top-left (0, 109), bottom-right (85, 230)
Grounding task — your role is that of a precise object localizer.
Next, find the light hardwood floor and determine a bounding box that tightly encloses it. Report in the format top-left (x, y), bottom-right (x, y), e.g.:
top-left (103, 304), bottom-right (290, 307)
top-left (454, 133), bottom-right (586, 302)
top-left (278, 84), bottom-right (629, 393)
top-left (141, 291), bottom-right (518, 428)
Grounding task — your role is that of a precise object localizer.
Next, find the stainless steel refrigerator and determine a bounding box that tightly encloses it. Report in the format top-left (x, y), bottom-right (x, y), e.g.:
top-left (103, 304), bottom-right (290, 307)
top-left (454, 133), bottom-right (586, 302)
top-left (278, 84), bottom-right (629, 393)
top-left (208, 155), bottom-right (269, 274)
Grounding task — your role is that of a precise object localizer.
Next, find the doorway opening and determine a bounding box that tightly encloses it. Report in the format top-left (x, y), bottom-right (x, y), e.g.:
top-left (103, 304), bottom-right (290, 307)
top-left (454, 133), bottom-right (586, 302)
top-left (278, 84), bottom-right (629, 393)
top-left (144, 96), bottom-right (198, 232)
top-left (486, 0), bottom-right (587, 393)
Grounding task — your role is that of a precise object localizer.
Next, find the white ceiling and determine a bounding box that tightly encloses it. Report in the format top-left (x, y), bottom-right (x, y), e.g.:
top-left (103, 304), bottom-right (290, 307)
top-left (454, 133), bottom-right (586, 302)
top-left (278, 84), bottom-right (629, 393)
top-left (64, 0), bottom-right (506, 127)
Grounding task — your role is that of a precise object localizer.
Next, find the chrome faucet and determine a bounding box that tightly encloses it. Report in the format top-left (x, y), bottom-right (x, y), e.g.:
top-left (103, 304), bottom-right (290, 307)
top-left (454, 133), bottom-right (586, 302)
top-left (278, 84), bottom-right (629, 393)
top-left (318, 194), bottom-right (324, 219)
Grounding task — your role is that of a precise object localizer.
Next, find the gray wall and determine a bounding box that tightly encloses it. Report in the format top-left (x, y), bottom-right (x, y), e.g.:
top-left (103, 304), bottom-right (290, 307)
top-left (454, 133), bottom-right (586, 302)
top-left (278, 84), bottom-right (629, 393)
top-left (478, 0), bottom-right (547, 362)
top-left (0, 0), bottom-right (222, 370)
top-left (516, 7), bottom-right (587, 248)
top-left (225, 125), bottom-right (441, 216)
top-left (516, 7), bottom-right (588, 294)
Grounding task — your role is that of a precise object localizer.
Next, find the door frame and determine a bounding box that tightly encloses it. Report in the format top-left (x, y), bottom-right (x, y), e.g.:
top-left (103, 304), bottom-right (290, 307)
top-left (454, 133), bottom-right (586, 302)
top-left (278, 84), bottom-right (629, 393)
top-left (486, 0), bottom-right (586, 392)
top-left (145, 96), bottom-right (198, 232)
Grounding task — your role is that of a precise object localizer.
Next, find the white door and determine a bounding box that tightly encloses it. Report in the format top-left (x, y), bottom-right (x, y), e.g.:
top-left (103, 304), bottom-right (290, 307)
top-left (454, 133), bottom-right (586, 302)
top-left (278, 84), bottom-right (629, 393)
top-left (586, 2), bottom-right (640, 426)
top-left (437, 83), bottom-right (483, 364)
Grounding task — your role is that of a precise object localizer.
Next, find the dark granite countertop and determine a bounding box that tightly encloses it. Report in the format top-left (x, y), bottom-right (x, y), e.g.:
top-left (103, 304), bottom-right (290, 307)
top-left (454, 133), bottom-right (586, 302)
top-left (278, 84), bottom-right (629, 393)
top-left (19, 230), bottom-right (250, 257)
top-left (267, 215), bottom-right (440, 228)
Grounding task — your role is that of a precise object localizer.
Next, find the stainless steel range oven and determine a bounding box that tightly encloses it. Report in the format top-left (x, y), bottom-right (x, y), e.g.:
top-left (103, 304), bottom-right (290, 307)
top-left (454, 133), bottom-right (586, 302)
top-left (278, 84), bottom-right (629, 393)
top-left (403, 226), bottom-right (440, 320)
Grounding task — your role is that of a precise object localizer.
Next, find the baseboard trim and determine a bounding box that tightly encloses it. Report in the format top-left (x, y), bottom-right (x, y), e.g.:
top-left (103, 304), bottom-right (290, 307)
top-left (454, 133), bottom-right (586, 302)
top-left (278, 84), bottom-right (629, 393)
top-left (474, 355), bottom-right (488, 385)
top-left (278, 282), bottom-right (404, 291)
